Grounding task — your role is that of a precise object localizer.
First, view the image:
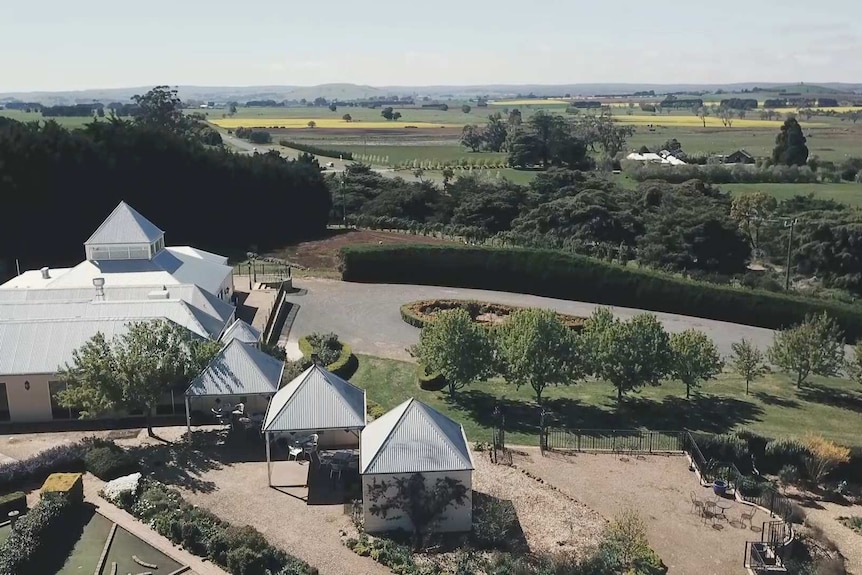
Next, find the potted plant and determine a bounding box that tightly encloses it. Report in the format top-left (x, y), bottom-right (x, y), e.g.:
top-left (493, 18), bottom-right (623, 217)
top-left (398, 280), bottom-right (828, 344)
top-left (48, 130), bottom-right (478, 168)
top-left (713, 479), bottom-right (728, 496)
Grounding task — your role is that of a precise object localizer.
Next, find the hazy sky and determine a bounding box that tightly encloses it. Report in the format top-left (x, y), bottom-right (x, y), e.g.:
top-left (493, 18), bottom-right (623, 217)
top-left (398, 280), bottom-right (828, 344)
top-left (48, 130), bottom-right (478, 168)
top-left (2, 0), bottom-right (860, 91)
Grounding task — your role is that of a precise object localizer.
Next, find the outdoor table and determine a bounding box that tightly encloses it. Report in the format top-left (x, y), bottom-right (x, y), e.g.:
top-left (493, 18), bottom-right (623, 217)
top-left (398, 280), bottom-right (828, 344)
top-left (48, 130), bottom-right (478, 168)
top-left (715, 500), bottom-right (733, 521)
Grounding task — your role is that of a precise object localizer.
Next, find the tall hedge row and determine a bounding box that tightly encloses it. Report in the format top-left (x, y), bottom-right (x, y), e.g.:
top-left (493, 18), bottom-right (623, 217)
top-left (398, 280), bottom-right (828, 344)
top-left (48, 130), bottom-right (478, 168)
top-left (340, 245), bottom-right (862, 340)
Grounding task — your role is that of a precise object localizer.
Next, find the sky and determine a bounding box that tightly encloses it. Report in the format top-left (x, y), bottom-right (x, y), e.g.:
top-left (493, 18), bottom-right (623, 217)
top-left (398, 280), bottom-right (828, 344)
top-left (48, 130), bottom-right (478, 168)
top-left (2, 0), bottom-right (860, 92)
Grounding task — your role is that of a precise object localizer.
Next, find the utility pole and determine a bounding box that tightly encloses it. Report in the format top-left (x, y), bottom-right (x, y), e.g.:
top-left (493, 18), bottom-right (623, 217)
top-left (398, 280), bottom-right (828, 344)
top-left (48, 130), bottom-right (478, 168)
top-left (784, 218), bottom-right (798, 291)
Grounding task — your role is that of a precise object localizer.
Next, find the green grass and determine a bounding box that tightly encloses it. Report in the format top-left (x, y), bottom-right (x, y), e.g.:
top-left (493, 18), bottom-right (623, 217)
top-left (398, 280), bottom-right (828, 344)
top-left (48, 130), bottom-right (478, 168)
top-left (349, 354), bottom-right (862, 447)
top-left (329, 144), bottom-right (505, 166)
top-left (723, 182), bottom-right (862, 206)
top-left (0, 109), bottom-right (108, 128)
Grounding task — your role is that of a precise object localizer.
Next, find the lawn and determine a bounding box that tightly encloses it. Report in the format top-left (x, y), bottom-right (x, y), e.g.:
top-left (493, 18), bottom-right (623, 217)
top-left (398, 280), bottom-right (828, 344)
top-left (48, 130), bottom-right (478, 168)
top-left (349, 354), bottom-right (862, 447)
top-left (723, 182), bottom-right (862, 207)
top-left (332, 144), bottom-right (506, 166)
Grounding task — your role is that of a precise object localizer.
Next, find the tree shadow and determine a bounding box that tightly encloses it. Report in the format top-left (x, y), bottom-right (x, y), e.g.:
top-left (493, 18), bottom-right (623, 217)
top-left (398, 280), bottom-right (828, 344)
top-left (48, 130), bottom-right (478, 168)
top-left (470, 491), bottom-right (529, 554)
top-left (447, 389), bottom-right (764, 436)
top-left (796, 383), bottom-right (862, 413)
top-left (31, 503), bottom-right (96, 575)
top-left (752, 391), bottom-right (801, 409)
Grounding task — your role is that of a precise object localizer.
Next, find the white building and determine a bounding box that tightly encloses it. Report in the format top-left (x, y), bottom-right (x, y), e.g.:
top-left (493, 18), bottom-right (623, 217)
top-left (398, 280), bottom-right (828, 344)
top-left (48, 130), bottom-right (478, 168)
top-left (0, 202), bottom-right (237, 424)
top-left (360, 398), bottom-right (474, 534)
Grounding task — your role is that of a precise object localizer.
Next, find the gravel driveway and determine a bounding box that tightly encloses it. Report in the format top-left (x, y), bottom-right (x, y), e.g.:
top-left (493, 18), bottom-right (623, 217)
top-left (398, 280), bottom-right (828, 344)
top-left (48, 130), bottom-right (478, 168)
top-left (280, 278), bottom-right (783, 361)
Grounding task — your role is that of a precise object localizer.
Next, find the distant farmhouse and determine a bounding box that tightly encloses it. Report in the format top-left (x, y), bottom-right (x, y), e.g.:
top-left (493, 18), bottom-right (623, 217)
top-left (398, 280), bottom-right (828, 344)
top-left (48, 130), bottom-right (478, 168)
top-left (724, 149), bottom-right (756, 164)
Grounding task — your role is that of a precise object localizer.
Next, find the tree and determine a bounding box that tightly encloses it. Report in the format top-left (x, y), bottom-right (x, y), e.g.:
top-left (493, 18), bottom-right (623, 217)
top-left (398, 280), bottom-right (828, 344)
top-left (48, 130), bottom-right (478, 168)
top-left (96, 107), bottom-right (105, 118)
top-left (588, 113), bottom-right (636, 157)
top-left (670, 330), bottom-right (724, 398)
top-left (730, 192), bottom-right (777, 252)
top-left (767, 313), bottom-right (845, 388)
top-left (730, 339), bottom-right (769, 395)
top-left (229, 103), bottom-right (238, 115)
top-left (583, 309), bottom-right (673, 401)
top-left (307, 120), bottom-right (316, 128)
top-left (57, 320), bottom-right (220, 436)
top-left (366, 473), bottom-right (468, 549)
top-left (313, 97), bottom-right (328, 107)
top-left (772, 117), bottom-right (809, 166)
top-left (851, 342), bottom-right (862, 384)
top-left (329, 103), bottom-right (337, 112)
top-left (342, 113), bottom-right (352, 122)
top-left (718, 107), bottom-right (734, 127)
top-left (508, 108), bottom-right (522, 126)
top-left (695, 106), bottom-right (709, 128)
top-left (381, 107), bottom-right (395, 120)
top-left (484, 113), bottom-right (508, 152)
top-left (460, 125), bottom-right (485, 152)
top-left (411, 309), bottom-right (494, 398)
top-left (392, 111), bottom-right (402, 121)
top-left (496, 308), bottom-right (583, 404)
top-left (461, 104), bottom-right (471, 114)
top-left (131, 86), bottom-right (187, 133)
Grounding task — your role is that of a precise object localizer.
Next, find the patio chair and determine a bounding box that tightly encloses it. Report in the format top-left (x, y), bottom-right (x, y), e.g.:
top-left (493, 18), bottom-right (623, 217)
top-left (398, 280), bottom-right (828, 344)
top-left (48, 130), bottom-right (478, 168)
top-left (287, 444), bottom-right (303, 462)
top-left (303, 443), bottom-right (317, 462)
top-left (330, 460), bottom-right (345, 480)
top-left (740, 506), bottom-right (757, 528)
top-left (690, 491), bottom-right (704, 515)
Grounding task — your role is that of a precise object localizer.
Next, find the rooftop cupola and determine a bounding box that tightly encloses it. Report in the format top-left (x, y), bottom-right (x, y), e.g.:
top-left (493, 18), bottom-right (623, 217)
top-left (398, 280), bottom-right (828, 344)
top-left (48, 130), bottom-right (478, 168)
top-left (84, 201), bottom-right (165, 261)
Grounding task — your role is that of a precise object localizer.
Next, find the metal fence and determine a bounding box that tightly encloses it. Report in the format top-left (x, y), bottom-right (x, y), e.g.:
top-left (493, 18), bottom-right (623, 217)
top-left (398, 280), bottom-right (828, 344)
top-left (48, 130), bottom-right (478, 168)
top-left (543, 428), bottom-right (686, 454)
top-left (232, 261), bottom-right (291, 285)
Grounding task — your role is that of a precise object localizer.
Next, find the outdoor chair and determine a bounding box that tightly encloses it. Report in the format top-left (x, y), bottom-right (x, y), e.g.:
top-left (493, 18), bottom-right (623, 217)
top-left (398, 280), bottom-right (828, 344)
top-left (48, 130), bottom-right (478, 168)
top-left (690, 491), bottom-right (704, 515)
top-left (287, 444), bottom-right (303, 462)
top-left (330, 460), bottom-right (344, 480)
top-left (740, 506), bottom-right (757, 528)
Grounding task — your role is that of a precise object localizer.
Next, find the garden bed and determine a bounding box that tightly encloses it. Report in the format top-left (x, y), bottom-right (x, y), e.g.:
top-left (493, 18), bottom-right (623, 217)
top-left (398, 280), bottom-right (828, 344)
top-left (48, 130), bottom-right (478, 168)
top-left (400, 299), bottom-right (586, 330)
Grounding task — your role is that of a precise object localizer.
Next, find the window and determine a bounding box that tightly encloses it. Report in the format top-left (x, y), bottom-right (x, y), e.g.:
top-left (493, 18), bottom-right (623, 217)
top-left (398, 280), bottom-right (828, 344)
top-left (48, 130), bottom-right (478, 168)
top-left (0, 383), bottom-right (9, 422)
top-left (48, 381), bottom-right (80, 420)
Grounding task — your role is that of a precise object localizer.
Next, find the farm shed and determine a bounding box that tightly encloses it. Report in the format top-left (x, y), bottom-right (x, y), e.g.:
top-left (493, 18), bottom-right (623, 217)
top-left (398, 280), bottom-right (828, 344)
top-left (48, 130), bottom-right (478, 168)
top-left (726, 149), bottom-right (756, 164)
top-left (360, 398), bottom-right (474, 533)
top-left (184, 339), bottom-right (283, 431)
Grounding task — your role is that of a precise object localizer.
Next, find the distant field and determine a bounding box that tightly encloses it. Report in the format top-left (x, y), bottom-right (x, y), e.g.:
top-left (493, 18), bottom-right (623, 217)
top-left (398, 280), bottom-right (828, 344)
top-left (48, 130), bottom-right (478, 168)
top-left (205, 105), bottom-right (492, 126)
top-left (611, 113), bottom-right (827, 129)
top-left (211, 117), bottom-right (460, 129)
top-left (490, 98), bottom-right (569, 106)
top-left (333, 144), bottom-right (506, 166)
top-left (722, 182), bottom-right (862, 206)
top-left (0, 109), bottom-right (102, 128)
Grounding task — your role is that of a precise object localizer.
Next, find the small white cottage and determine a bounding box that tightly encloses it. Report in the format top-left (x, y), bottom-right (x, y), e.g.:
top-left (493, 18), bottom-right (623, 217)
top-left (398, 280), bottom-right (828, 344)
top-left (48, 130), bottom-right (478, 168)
top-left (360, 398), bottom-right (474, 533)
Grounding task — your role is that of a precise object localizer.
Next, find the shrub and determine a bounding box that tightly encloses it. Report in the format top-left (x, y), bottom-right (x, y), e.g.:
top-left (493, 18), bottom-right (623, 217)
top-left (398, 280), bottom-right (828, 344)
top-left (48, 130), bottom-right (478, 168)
top-left (764, 438), bottom-right (811, 474)
top-left (41, 473), bottom-right (83, 503)
top-left (737, 476), bottom-right (766, 497)
top-left (778, 464), bottom-right (801, 489)
top-left (694, 433), bottom-right (750, 472)
top-left (84, 445), bottom-right (139, 480)
top-left (367, 400), bottom-right (387, 420)
top-left (0, 493), bottom-right (74, 575)
top-left (340, 245), bottom-right (862, 341)
top-left (227, 547), bottom-right (268, 575)
top-left (344, 534), bottom-right (418, 575)
top-left (789, 502), bottom-right (807, 524)
top-left (298, 333), bottom-right (356, 377)
top-left (0, 443), bottom-right (86, 492)
top-left (471, 493), bottom-right (518, 550)
top-left (416, 364), bottom-right (448, 392)
top-left (803, 434), bottom-right (851, 484)
top-left (0, 491), bottom-right (26, 517)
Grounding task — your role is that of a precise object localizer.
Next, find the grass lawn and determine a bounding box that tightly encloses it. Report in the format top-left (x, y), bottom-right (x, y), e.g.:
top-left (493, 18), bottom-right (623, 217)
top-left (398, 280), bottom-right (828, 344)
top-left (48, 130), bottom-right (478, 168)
top-left (723, 182), bottom-right (862, 207)
top-left (349, 354), bottom-right (862, 447)
top-left (331, 144), bottom-right (506, 166)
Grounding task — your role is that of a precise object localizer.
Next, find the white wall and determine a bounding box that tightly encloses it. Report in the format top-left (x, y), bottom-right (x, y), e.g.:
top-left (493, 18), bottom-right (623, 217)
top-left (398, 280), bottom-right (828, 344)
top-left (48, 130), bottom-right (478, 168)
top-left (2, 374), bottom-right (54, 422)
top-left (362, 470), bottom-right (472, 534)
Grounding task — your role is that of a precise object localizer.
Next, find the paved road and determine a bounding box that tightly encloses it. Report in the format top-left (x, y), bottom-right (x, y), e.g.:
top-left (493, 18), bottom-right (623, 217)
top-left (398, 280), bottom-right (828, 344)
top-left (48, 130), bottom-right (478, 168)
top-left (279, 278), bottom-right (785, 362)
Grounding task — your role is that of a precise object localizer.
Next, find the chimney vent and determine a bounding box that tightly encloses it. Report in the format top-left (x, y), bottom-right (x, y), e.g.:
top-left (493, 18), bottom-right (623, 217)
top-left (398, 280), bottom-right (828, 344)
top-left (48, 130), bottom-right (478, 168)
top-left (40, 267), bottom-right (50, 280)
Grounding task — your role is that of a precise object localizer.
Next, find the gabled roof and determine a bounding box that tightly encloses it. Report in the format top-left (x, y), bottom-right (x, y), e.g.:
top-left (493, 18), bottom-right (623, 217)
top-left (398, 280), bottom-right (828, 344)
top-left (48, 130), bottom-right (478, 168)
top-left (220, 319), bottom-right (261, 345)
top-left (85, 202), bottom-right (164, 245)
top-left (185, 339), bottom-right (283, 397)
top-left (360, 398), bottom-right (474, 475)
top-left (263, 364), bottom-right (366, 433)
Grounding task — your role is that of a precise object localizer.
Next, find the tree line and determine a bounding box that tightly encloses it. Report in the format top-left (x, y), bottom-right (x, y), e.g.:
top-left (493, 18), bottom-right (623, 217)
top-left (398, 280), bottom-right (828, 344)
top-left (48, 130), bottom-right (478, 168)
top-left (0, 87), bottom-right (331, 279)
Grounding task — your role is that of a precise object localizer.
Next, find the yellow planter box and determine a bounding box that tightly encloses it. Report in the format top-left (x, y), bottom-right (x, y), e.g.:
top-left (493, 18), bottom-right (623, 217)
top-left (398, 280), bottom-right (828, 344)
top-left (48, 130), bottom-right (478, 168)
top-left (41, 472), bottom-right (84, 503)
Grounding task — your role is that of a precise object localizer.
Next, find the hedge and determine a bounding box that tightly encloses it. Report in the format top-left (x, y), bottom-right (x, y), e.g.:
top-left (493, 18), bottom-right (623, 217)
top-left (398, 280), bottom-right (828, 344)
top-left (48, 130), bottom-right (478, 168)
top-left (297, 336), bottom-right (358, 379)
top-left (0, 492), bottom-right (26, 518)
top-left (84, 445), bottom-right (139, 481)
top-left (41, 473), bottom-right (84, 504)
top-left (278, 141), bottom-right (353, 160)
top-left (416, 364), bottom-right (447, 392)
top-left (340, 245), bottom-right (862, 341)
top-left (0, 493), bottom-right (75, 575)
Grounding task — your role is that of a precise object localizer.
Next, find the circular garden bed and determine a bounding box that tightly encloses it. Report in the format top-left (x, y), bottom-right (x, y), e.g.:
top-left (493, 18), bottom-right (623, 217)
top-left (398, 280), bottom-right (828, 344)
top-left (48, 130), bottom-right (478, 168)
top-left (401, 299), bottom-right (586, 330)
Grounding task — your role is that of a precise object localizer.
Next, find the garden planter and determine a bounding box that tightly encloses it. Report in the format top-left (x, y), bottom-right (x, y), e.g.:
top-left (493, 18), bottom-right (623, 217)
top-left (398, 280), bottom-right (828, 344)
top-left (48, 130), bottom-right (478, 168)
top-left (713, 480), bottom-right (728, 496)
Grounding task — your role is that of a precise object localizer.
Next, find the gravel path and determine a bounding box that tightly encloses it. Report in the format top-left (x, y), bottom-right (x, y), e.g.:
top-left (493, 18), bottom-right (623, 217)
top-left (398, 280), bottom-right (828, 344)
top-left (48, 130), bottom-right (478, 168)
top-left (512, 447), bottom-right (754, 575)
top-left (280, 278), bottom-right (787, 362)
top-left (804, 502), bottom-right (862, 574)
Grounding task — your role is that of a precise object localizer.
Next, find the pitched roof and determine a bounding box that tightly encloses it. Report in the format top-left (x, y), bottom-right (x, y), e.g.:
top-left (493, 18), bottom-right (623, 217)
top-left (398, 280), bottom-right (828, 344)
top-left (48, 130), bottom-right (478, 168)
top-left (85, 202), bottom-right (164, 245)
top-left (220, 319), bottom-right (261, 345)
top-left (263, 364), bottom-right (365, 433)
top-left (185, 339), bottom-right (283, 397)
top-left (360, 398), bottom-right (473, 475)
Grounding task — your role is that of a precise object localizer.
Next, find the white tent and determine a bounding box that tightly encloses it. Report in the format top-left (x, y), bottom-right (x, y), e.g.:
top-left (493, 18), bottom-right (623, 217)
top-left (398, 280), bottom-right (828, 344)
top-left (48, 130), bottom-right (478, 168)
top-left (262, 364), bottom-right (366, 485)
top-left (184, 339), bottom-right (283, 431)
top-left (360, 398), bottom-right (474, 533)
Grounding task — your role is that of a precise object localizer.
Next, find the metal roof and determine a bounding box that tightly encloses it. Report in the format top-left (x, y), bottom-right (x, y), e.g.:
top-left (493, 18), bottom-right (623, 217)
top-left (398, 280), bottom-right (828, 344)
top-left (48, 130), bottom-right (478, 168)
top-left (85, 202), bottom-right (164, 245)
top-left (263, 364), bottom-right (366, 433)
top-left (220, 319), bottom-right (261, 345)
top-left (0, 319), bottom-right (133, 375)
top-left (185, 340), bottom-right (283, 397)
top-left (360, 398), bottom-right (474, 475)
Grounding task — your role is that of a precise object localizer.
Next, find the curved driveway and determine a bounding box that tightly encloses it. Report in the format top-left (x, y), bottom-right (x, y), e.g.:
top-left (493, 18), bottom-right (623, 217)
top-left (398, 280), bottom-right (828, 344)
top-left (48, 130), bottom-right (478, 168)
top-left (279, 278), bottom-right (781, 362)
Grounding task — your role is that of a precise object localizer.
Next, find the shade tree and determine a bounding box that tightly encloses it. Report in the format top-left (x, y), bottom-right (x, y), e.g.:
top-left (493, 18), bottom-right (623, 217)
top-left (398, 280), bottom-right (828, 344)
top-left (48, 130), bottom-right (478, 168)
top-left (729, 338), bottom-right (769, 395)
top-left (767, 313), bottom-right (845, 388)
top-left (670, 329), bottom-right (724, 398)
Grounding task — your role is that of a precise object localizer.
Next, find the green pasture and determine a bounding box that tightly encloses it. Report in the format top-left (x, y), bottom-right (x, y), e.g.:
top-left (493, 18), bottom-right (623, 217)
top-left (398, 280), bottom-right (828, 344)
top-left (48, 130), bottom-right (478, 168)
top-left (350, 354), bottom-right (862, 447)
top-left (333, 144), bottom-right (506, 166)
top-left (722, 182), bottom-right (862, 207)
top-left (0, 109), bottom-right (103, 128)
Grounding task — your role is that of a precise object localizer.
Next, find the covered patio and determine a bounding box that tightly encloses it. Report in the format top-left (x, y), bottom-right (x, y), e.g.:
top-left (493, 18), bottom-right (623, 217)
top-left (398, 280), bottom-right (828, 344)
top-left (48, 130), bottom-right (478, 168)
top-left (262, 364), bottom-right (366, 502)
top-left (184, 339), bottom-right (283, 435)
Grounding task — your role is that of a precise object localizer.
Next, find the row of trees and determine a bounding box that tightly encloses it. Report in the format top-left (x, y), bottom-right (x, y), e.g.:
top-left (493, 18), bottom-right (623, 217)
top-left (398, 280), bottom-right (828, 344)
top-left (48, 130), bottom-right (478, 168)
top-left (414, 308), bottom-right (860, 405)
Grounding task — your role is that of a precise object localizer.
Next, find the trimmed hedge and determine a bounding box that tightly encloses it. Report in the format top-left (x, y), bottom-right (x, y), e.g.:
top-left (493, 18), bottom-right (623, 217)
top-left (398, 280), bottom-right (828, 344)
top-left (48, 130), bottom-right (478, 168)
top-left (41, 473), bottom-right (84, 504)
top-left (401, 300), bottom-right (585, 331)
top-left (84, 445), bottom-right (139, 481)
top-left (0, 492), bottom-right (26, 517)
top-left (416, 364), bottom-right (447, 392)
top-left (341, 245), bottom-right (862, 341)
top-left (297, 336), bottom-right (358, 379)
top-left (0, 493), bottom-right (75, 575)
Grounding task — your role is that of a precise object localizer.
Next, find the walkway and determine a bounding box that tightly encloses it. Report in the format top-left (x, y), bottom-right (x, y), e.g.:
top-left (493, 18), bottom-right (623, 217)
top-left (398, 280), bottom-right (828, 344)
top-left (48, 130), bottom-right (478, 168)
top-left (281, 278), bottom-right (784, 361)
top-left (82, 474), bottom-right (227, 575)
top-left (804, 502), bottom-right (862, 574)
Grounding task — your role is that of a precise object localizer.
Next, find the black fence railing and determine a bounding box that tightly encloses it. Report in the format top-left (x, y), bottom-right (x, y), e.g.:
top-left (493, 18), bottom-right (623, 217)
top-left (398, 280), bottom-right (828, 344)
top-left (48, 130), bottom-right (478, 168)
top-left (543, 428), bottom-right (686, 454)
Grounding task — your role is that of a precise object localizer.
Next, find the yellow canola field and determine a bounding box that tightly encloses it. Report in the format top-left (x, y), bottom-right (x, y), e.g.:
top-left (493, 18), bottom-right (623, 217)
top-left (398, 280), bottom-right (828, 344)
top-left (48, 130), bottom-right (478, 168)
top-left (211, 118), bottom-right (461, 129)
top-left (613, 115), bottom-right (829, 128)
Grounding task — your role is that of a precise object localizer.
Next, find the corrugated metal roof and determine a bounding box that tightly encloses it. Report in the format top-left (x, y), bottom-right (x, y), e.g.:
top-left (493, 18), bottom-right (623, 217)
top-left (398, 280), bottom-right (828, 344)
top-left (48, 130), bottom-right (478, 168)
top-left (220, 319), bottom-right (261, 345)
top-left (0, 319), bottom-right (133, 375)
top-left (85, 202), bottom-right (164, 245)
top-left (263, 364), bottom-right (365, 432)
top-left (360, 398), bottom-right (473, 475)
top-left (185, 340), bottom-right (282, 397)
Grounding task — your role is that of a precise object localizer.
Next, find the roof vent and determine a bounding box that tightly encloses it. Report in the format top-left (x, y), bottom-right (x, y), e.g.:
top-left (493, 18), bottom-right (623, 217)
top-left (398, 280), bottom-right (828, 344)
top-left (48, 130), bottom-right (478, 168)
top-left (40, 267), bottom-right (50, 280)
top-left (148, 290), bottom-right (170, 300)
